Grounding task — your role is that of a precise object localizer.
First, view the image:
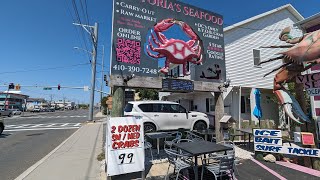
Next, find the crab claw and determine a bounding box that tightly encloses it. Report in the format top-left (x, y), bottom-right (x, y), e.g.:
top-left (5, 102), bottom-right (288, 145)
top-left (279, 26), bottom-right (292, 41)
top-left (275, 90), bottom-right (310, 124)
top-left (154, 18), bottom-right (175, 32)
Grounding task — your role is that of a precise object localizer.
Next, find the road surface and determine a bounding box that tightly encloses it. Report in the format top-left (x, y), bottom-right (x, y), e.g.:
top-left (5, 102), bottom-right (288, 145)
top-left (0, 109), bottom-right (93, 180)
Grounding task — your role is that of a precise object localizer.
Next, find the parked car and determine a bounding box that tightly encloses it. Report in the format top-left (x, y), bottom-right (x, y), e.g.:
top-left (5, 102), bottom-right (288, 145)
top-left (0, 108), bottom-right (13, 117)
top-left (10, 109), bottom-right (22, 115)
top-left (0, 117), bottom-right (4, 135)
top-left (124, 101), bottom-right (210, 132)
top-left (49, 107), bottom-right (55, 112)
top-left (31, 107), bottom-right (41, 113)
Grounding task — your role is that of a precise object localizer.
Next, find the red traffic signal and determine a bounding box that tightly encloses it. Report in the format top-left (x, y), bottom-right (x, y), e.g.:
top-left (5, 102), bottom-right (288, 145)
top-left (58, 84), bottom-right (61, 90)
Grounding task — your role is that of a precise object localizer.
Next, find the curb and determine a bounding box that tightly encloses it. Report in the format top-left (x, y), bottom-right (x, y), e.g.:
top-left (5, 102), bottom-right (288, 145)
top-left (14, 125), bottom-right (83, 180)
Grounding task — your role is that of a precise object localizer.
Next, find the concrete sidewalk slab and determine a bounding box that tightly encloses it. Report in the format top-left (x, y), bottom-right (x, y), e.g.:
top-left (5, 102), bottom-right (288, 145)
top-left (15, 122), bottom-right (103, 180)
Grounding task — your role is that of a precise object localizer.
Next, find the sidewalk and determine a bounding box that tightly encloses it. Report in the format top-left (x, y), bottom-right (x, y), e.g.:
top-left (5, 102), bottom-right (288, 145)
top-left (15, 122), bottom-right (104, 180)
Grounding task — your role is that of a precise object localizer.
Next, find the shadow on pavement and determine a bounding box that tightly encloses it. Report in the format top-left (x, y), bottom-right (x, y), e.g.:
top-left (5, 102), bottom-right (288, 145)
top-left (0, 133), bottom-right (11, 138)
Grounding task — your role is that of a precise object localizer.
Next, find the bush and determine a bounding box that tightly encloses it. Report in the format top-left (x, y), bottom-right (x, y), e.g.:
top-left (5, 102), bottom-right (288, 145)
top-left (103, 109), bottom-right (108, 115)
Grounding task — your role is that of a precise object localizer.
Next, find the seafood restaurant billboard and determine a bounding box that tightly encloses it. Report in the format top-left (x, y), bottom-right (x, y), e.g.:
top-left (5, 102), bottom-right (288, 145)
top-left (110, 0), bottom-right (226, 83)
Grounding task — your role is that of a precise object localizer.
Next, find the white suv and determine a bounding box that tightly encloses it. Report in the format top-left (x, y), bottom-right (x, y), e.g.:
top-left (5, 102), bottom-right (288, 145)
top-left (124, 101), bottom-right (209, 132)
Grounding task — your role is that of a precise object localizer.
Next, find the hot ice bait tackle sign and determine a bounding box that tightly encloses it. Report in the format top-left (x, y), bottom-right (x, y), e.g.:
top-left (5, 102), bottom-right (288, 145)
top-left (106, 117), bottom-right (144, 176)
top-left (111, 0), bottom-right (226, 83)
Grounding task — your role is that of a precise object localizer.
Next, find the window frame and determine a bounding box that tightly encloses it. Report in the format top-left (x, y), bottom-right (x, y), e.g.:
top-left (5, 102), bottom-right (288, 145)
top-left (253, 49), bottom-right (261, 67)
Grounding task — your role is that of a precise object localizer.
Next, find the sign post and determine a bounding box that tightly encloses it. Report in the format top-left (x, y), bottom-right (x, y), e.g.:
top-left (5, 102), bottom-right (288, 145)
top-left (106, 116), bottom-right (145, 178)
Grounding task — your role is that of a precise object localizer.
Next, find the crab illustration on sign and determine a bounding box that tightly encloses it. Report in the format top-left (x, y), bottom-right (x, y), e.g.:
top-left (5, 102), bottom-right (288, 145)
top-left (146, 18), bottom-right (203, 76)
top-left (260, 27), bottom-right (320, 124)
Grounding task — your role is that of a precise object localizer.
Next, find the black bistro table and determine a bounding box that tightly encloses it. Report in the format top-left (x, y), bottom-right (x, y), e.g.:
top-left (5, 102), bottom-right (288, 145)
top-left (145, 131), bottom-right (178, 154)
top-left (172, 141), bottom-right (233, 180)
top-left (192, 129), bottom-right (215, 141)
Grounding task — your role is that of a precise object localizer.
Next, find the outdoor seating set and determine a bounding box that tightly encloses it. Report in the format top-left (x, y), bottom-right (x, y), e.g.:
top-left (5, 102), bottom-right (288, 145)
top-left (145, 130), bottom-right (238, 180)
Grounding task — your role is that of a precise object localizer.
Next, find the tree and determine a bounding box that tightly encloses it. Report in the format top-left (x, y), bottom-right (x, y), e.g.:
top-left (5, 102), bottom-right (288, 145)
top-left (135, 88), bottom-right (159, 100)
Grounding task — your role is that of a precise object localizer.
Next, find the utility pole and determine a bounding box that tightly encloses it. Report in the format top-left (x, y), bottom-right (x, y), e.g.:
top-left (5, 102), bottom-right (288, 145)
top-left (100, 45), bottom-right (105, 111)
top-left (73, 22), bottom-right (99, 121)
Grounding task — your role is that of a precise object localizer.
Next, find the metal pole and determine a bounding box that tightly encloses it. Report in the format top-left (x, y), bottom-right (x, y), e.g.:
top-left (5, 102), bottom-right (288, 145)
top-left (239, 86), bottom-right (241, 129)
top-left (4, 85), bottom-right (10, 110)
top-left (89, 22), bottom-right (98, 121)
top-left (100, 45), bottom-right (105, 111)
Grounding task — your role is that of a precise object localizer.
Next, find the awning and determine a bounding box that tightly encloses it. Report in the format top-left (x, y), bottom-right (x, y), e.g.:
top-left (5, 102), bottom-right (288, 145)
top-left (219, 115), bottom-right (236, 123)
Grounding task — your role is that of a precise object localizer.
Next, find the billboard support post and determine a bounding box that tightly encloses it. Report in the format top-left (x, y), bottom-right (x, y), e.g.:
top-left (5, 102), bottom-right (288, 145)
top-left (214, 91), bottom-right (224, 142)
top-left (111, 86), bottom-right (125, 117)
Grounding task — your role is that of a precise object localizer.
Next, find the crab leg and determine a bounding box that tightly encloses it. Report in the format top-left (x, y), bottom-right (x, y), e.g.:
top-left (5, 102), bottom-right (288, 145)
top-left (150, 31), bottom-right (161, 47)
top-left (263, 61), bottom-right (292, 77)
top-left (260, 45), bottom-right (294, 48)
top-left (183, 63), bottom-right (190, 75)
top-left (159, 60), bottom-right (170, 74)
top-left (146, 46), bottom-right (164, 58)
top-left (258, 56), bottom-right (284, 66)
top-left (179, 21), bottom-right (198, 41)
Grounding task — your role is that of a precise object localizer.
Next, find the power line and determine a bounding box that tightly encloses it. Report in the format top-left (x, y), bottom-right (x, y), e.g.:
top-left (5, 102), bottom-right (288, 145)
top-left (0, 63), bottom-right (90, 75)
top-left (72, 0), bottom-right (92, 63)
top-left (80, 0), bottom-right (90, 28)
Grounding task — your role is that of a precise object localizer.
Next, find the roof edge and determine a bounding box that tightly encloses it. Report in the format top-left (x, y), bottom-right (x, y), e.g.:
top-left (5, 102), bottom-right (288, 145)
top-left (224, 4), bottom-right (304, 32)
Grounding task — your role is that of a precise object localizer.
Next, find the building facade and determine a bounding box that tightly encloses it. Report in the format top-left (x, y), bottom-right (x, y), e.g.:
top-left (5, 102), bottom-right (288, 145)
top-left (160, 4), bottom-right (304, 127)
top-left (0, 91), bottom-right (28, 110)
top-left (26, 98), bottom-right (47, 111)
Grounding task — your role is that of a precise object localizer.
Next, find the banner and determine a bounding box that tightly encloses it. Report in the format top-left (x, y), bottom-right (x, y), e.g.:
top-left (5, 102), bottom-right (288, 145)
top-left (106, 116), bottom-right (144, 176)
top-left (110, 0), bottom-right (226, 83)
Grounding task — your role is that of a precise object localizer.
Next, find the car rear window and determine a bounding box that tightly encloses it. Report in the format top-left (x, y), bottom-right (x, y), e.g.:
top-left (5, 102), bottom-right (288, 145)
top-left (124, 103), bottom-right (133, 112)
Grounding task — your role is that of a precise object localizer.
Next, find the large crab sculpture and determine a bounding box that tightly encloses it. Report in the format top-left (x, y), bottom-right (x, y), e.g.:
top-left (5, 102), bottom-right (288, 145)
top-left (146, 18), bottom-right (203, 76)
top-left (260, 27), bottom-right (320, 124)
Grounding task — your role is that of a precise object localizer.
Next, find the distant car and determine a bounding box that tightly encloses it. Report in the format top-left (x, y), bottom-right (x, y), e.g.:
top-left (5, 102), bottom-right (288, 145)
top-left (124, 101), bottom-right (210, 132)
top-left (49, 107), bottom-right (55, 112)
top-left (10, 109), bottom-right (22, 115)
top-left (0, 117), bottom-right (4, 135)
top-left (31, 108), bottom-right (41, 113)
top-left (0, 108), bottom-right (13, 117)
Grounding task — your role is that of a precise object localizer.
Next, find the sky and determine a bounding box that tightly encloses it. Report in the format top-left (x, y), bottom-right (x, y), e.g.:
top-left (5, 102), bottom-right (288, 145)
top-left (0, 0), bottom-right (319, 104)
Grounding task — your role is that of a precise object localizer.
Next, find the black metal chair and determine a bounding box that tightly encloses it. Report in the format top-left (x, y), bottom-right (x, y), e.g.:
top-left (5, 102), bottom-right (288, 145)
top-left (164, 132), bottom-right (182, 149)
top-left (144, 141), bottom-right (153, 162)
top-left (201, 154), bottom-right (236, 180)
top-left (164, 148), bottom-right (194, 180)
top-left (186, 131), bottom-right (204, 142)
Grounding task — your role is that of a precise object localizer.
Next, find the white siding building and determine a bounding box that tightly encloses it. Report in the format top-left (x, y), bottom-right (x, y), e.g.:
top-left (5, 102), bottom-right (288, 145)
top-left (159, 4), bottom-right (304, 126)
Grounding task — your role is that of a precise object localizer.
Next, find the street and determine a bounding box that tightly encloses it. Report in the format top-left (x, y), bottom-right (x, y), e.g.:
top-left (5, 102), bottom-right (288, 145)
top-left (0, 109), bottom-right (90, 180)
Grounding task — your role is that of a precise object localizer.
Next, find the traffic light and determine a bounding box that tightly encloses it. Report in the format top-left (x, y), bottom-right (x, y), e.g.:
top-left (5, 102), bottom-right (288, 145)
top-left (15, 84), bottom-right (21, 90)
top-left (58, 84), bottom-right (61, 90)
top-left (104, 74), bottom-right (107, 81)
top-left (8, 83), bottom-right (14, 89)
top-left (105, 80), bottom-right (108, 86)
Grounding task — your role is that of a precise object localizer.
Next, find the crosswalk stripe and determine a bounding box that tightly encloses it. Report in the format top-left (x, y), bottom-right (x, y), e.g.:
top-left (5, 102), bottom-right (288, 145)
top-left (61, 123), bottom-right (69, 127)
top-left (47, 124), bottom-right (56, 127)
top-left (4, 127), bottom-right (80, 132)
top-left (31, 124), bottom-right (45, 128)
top-left (73, 123), bottom-right (81, 127)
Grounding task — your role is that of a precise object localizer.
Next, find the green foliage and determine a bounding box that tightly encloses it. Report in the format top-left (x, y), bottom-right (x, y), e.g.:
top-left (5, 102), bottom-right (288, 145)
top-left (135, 88), bottom-right (159, 100)
top-left (101, 96), bottom-right (109, 109)
top-left (78, 104), bottom-right (89, 109)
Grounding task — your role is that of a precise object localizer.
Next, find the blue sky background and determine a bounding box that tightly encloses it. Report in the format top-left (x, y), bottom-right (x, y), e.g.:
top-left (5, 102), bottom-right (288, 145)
top-left (0, 0), bottom-right (319, 104)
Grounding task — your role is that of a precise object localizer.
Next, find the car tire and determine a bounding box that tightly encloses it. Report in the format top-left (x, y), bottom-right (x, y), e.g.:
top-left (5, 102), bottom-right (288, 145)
top-left (8, 113), bottom-right (12, 117)
top-left (144, 123), bottom-right (156, 133)
top-left (193, 121), bottom-right (207, 131)
top-left (0, 124), bottom-right (3, 135)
